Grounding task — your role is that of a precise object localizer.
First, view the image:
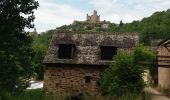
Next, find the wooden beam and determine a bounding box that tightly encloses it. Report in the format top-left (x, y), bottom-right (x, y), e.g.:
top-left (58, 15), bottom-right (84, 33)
top-left (157, 56), bottom-right (170, 58)
top-left (158, 65), bottom-right (170, 68)
top-left (164, 44), bottom-right (170, 52)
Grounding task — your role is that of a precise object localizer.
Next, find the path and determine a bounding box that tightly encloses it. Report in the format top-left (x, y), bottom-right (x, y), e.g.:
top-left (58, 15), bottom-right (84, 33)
top-left (144, 87), bottom-right (170, 100)
top-left (27, 81), bottom-right (43, 89)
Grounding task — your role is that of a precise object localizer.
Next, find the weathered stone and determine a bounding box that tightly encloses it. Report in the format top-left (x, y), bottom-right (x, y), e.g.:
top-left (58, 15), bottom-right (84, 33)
top-left (44, 31), bottom-right (138, 65)
top-left (43, 31), bottom-right (139, 96)
top-left (44, 65), bottom-right (107, 96)
top-left (86, 10), bottom-right (100, 23)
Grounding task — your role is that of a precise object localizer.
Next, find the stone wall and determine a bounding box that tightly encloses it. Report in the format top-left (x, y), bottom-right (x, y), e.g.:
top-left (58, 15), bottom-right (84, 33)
top-left (43, 31), bottom-right (139, 96)
top-left (44, 64), bottom-right (107, 96)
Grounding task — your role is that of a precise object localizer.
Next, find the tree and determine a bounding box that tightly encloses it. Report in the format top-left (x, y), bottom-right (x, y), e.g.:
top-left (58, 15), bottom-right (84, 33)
top-left (99, 44), bottom-right (155, 96)
top-left (31, 30), bottom-right (55, 80)
top-left (0, 0), bottom-right (39, 92)
top-left (119, 20), bottom-right (123, 26)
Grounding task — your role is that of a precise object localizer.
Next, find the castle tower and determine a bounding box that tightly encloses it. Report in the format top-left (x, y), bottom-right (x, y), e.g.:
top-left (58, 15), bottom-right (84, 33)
top-left (86, 10), bottom-right (100, 23)
top-left (86, 14), bottom-right (90, 21)
top-left (93, 10), bottom-right (97, 15)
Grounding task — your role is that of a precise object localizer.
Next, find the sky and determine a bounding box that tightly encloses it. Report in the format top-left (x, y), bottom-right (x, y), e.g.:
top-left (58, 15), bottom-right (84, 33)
top-left (31, 0), bottom-right (170, 33)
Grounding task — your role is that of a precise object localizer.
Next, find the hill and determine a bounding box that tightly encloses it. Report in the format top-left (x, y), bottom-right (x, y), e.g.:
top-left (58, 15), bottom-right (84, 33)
top-left (58, 9), bottom-right (170, 44)
top-left (32, 9), bottom-right (170, 79)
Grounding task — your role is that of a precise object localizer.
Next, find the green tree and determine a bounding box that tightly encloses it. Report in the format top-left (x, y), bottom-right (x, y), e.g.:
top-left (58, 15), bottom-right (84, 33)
top-left (31, 30), bottom-right (54, 80)
top-left (133, 44), bottom-right (155, 64)
top-left (119, 20), bottom-right (123, 27)
top-left (99, 44), bottom-right (155, 96)
top-left (0, 0), bottom-right (39, 92)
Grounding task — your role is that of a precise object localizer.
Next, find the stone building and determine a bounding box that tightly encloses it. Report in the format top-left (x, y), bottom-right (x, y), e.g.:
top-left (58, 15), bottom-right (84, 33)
top-left (43, 31), bottom-right (139, 96)
top-left (72, 10), bottom-right (110, 25)
top-left (157, 38), bottom-right (170, 89)
top-left (86, 10), bottom-right (100, 23)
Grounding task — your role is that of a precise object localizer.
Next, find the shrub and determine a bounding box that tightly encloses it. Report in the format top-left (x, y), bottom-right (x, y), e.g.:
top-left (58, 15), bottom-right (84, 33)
top-left (99, 44), bottom-right (155, 96)
top-left (0, 89), bottom-right (152, 100)
top-left (99, 51), bottom-right (145, 95)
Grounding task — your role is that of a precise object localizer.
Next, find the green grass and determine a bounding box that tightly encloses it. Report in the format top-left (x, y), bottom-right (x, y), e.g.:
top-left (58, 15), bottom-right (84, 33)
top-left (82, 92), bottom-right (152, 100)
top-left (0, 89), bottom-right (65, 100)
top-left (157, 85), bottom-right (170, 97)
top-left (0, 89), bottom-right (152, 100)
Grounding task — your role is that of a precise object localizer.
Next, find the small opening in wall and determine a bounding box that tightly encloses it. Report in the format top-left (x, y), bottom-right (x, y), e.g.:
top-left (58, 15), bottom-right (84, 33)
top-left (58, 44), bottom-right (74, 59)
top-left (100, 46), bottom-right (117, 60)
top-left (85, 76), bottom-right (92, 83)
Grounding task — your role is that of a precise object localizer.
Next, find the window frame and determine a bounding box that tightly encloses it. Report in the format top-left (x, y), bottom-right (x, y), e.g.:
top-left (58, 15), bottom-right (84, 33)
top-left (58, 44), bottom-right (75, 59)
top-left (100, 45), bottom-right (117, 61)
top-left (84, 73), bottom-right (92, 84)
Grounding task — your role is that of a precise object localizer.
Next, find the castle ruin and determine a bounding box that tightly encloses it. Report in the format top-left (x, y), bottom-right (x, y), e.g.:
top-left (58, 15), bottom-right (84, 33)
top-left (86, 10), bottom-right (100, 23)
top-left (72, 10), bottom-right (110, 25)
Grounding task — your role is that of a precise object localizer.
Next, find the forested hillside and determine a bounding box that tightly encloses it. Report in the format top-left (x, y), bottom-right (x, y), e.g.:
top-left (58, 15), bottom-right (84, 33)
top-left (115, 9), bottom-right (170, 44)
top-left (58, 9), bottom-right (170, 44)
top-left (32, 9), bottom-right (170, 79)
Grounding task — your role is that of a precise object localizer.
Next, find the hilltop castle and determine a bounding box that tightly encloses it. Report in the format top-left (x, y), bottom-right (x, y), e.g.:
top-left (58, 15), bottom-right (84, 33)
top-left (73, 10), bottom-right (109, 25)
top-left (86, 10), bottom-right (100, 23)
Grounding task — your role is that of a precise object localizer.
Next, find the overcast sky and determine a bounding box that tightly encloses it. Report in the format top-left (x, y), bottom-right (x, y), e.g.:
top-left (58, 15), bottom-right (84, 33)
top-left (32, 0), bottom-right (170, 33)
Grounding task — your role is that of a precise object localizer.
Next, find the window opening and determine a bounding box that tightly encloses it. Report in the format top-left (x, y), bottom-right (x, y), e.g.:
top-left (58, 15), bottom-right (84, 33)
top-left (85, 76), bottom-right (91, 83)
top-left (58, 44), bottom-right (73, 59)
top-left (100, 46), bottom-right (117, 60)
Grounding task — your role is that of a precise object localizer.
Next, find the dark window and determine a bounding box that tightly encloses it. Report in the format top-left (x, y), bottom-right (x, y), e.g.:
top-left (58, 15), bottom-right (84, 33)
top-left (58, 44), bottom-right (73, 59)
top-left (85, 76), bottom-right (91, 83)
top-left (100, 46), bottom-right (117, 60)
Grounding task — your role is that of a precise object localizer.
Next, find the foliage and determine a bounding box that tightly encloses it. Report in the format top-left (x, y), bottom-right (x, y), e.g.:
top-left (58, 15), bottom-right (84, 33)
top-left (82, 92), bottom-right (151, 100)
top-left (31, 30), bottom-right (55, 80)
top-left (99, 44), bottom-right (155, 96)
top-left (58, 22), bottom-right (112, 32)
top-left (0, 89), bottom-right (152, 100)
top-left (99, 51), bottom-right (145, 95)
top-left (0, 0), bottom-right (39, 92)
top-left (139, 10), bottom-right (170, 44)
top-left (57, 9), bottom-right (170, 45)
top-left (157, 85), bottom-right (170, 97)
top-left (0, 89), bottom-right (66, 100)
top-left (133, 44), bottom-right (156, 65)
top-left (109, 9), bottom-right (170, 44)
top-left (133, 44), bottom-right (157, 86)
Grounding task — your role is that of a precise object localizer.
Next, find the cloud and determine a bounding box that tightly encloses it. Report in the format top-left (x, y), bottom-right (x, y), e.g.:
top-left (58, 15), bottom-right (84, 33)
top-left (33, 0), bottom-right (86, 33)
top-left (30, 0), bottom-right (170, 33)
top-left (89, 0), bottom-right (170, 23)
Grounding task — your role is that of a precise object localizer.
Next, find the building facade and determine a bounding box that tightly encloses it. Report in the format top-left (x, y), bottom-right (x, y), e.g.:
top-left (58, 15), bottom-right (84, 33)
top-left (43, 31), bottom-right (139, 96)
top-left (157, 38), bottom-right (170, 89)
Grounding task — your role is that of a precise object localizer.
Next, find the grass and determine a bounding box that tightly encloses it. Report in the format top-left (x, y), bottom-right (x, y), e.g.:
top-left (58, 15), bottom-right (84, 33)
top-left (82, 92), bottom-right (152, 100)
top-left (0, 89), bottom-right (152, 100)
top-left (157, 85), bottom-right (170, 97)
top-left (0, 89), bottom-right (65, 100)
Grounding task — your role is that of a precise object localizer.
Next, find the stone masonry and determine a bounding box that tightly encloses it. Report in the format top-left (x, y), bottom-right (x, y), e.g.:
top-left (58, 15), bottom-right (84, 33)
top-left (43, 31), bottom-right (139, 96)
top-left (44, 64), bottom-right (107, 96)
top-left (86, 10), bottom-right (100, 23)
